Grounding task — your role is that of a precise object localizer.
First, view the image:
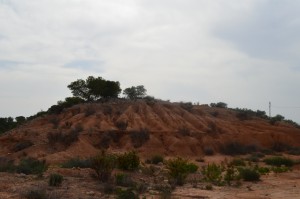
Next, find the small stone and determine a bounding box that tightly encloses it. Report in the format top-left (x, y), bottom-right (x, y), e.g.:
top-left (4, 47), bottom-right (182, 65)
top-left (86, 191), bottom-right (95, 196)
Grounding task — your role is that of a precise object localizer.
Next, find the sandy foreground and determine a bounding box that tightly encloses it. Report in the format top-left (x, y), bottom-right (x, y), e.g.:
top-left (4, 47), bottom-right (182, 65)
top-left (0, 168), bottom-right (300, 199)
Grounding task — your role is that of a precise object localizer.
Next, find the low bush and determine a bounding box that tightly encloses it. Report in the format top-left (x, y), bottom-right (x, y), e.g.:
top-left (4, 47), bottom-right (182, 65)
top-left (49, 117), bottom-right (60, 129)
top-left (63, 129), bottom-right (80, 146)
top-left (130, 128), bottom-right (150, 148)
top-left (166, 157), bottom-right (198, 186)
top-left (84, 105), bottom-right (96, 116)
top-left (220, 142), bottom-right (258, 156)
top-left (47, 127), bottom-right (81, 147)
top-left (23, 186), bottom-right (47, 199)
top-left (177, 126), bottom-right (190, 136)
top-left (271, 142), bottom-right (290, 152)
top-left (271, 166), bottom-right (290, 173)
top-left (149, 155), bottom-right (164, 164)
top-left (16, 158), bottom-right (47, 175)
top-left (203, 147), bottom-right (214, 156)
top-left (47, 131), bottom-right (63, 145)
top-left (118, 151), bottom-right (140, 171)
top-left (224, 166), bottom-right (240, 185)
top-left (205, 184), bottom-right (213, 190)
top-left (115, 120), bottom-right (128, 131)
top-left (210, 102), bottom-right (227, 108)
top-left (264, 156), bottom-right (294, 167)
top-left (49, 173), bottom-right (63, 187)
top-left (239, 168), bottom-right (260, 182)
top-left (0, 157), bottom-right (15, 172)
top-left (116, 188), bottom-right (138, 199)
top-left (256, 166), bottom-right (270, 175)
top-left (179, 102), bottom-right (193, 112)
top-left (229, 158), bottom-right (246, 167)
top-left (202, 163), bottom-right (223, 185)
top-left (247, 153), bottom-right (265, 162)
top-left (90, 151), bottom-right (117, 182)
top-left (115, 173), bottom-right (135, 187)
top-left (13, 140), bottom-right (33, 152)
top-left (269, 114), bottom-right (285, 125)
top-left (288, 147), bottom-right (300, 155)
top-left (61, 157), bottom-right (91, 168)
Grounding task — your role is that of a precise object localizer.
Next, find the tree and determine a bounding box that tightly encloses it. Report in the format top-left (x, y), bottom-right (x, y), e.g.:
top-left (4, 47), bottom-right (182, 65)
top-left (15, 116), bottom-right (26, 124)
top-left (123, 85), bottom-right (147, 100)
top-left (67, 76), bottom-right (121, 101)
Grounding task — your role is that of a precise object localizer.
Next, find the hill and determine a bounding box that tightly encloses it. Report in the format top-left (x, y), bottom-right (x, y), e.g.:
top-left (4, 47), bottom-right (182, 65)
top-left (1, 99), bottom-right (300, 163)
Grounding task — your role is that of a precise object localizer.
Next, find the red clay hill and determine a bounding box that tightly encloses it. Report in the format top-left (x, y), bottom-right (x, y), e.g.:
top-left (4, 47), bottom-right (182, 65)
top-left (1, 99), bottom-right (300, 163)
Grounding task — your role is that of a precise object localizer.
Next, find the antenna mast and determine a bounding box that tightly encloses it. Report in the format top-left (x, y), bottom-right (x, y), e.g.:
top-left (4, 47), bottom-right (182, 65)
top-left (269, 101), bottom-right (271, 118)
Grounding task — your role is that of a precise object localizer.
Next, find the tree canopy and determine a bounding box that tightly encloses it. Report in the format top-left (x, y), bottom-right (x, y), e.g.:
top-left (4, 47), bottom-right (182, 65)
top-left (123, 85), bottom-right (147, 100)
top-left (68, 76), bottom-right (121, 101)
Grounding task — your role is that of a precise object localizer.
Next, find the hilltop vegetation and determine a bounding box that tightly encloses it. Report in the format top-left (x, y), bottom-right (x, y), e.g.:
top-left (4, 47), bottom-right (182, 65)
top-left (0, 76), bottom-right (299, 136)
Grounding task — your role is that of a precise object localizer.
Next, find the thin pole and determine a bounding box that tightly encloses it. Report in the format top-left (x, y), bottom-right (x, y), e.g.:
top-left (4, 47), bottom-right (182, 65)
top-left (269, 101), bottom-right (271, 118)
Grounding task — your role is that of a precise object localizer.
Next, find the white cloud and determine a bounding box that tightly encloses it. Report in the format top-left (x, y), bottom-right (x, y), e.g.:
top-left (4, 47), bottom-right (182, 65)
top-left (0, 0), bottom-right (299, 123)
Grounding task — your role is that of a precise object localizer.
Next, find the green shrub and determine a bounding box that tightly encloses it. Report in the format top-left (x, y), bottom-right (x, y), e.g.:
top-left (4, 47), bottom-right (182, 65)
top-left (61, 157), bottom-right (91, 168)
top-left (224, 166), bottom-right (240, 185)
top-left (239, 168), bottom-right (260, 182)
top-left (166, 157), bottom-right (198, 186)
top-left (16, 158), bottom-right (47, 175)
top-left (271, 166), bottom-right (290, 173)
top-left (202, 163), bottom-right (223, 185)
top-left (270, 114), bottom-right (284, 125)
top-left (91, 151), bottom-right (117, 182)
top-left (264, 156), bottom-right (294, 167)
top-left (256, 167), bottom-right (270, 175)
top-left (49, 173), bottom-right (63, 186)
top-left (118, 151), bottom-right (140, 171)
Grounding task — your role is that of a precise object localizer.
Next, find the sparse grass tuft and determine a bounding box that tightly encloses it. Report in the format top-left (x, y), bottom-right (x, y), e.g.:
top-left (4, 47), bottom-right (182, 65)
top-left (49, 173), bottom-right (63, 187)
top-left (13, 140), bottom-right (33, 152)
top-left (61, 157), bottom-right (91, 168)
top-left (130, 128), bottom-right (150, 148)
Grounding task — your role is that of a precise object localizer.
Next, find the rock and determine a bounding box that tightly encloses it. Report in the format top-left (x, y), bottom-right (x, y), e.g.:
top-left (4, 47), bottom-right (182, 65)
top-left (86, 191), bottom-right (95, 196)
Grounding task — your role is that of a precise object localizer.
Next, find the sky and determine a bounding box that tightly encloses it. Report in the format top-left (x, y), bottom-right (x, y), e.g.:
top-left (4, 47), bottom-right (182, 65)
top-left (0, 0), bottom-right (300, 123)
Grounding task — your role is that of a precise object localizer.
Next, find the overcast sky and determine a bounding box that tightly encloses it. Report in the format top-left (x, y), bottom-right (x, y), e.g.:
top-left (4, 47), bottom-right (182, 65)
top-left (0, 0), bottom-right (300, 123)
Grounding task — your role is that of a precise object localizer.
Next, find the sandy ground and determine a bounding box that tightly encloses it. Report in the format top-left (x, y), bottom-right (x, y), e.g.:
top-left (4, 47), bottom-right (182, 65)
top-left (1, 168), bottom-right (300, 199)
